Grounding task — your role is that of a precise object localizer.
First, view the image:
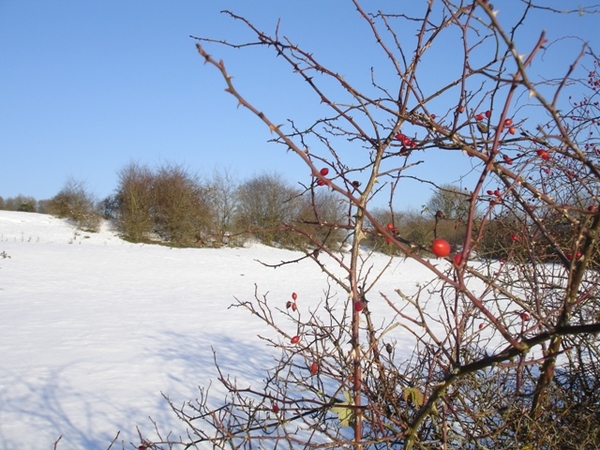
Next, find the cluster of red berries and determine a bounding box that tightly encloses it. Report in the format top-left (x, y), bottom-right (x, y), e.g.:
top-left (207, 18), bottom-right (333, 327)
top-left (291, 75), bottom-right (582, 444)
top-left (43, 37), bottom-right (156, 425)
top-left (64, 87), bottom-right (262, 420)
top-left (315, 167), bottom-right (329, 186)
top-left (474, 110), bottom-right (492, 121)
top-left (486, 188), bottom-right (504, 205)
top-left (289, 292), bottom-right (302, 345)
top-left (474, 111), bottom-right (517, 135)
top-left (503, 118), bottom-right (516, 135)
top-left (485, 187), bottom-right (507, 206)
top-left (395, 132), bottom-right (418, 153)
top-left (384, 222), bottom-right (396, 244)
top-left (286, 291), bottom-right (298, 312)
top-left (536, 149), bottom-right (551, 160)
top-left (286, 291), bottom-right (320, 378)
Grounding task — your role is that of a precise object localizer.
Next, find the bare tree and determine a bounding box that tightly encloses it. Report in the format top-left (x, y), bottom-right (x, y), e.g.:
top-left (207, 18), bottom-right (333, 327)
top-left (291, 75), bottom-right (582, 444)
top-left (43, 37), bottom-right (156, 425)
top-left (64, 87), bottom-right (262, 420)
top-left (205, 168), bottom-right (242, 245)
top-left (293, 189), bottom-right (348, 250)
top-left (235, 172), bottom-right (302, 246)
top-left (425, 184), bottom-right (468, 220)
top-left (143, 1), bottom-right (600, 449)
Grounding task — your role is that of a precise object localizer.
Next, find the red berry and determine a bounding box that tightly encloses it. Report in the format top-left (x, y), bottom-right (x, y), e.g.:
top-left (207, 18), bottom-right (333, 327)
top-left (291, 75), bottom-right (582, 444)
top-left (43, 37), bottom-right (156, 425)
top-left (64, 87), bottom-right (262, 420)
top-left (588, 205), bottom-right (597, 212)
top-left (520, 312), bottom-right (530, 322)
top-left (458, 105), bottom-right (465, 113)
top-left (430, 113), bottom-right (436, 119)
top-left (291, 335), bottom-right (300, 344)
top-left (508, 126), bottom-right (516, 135)
top-left (479, 323), bottom-right (484, 330)
top-left (291, 292), bottom-right (298, 301)
top-left (386, 222), bottom-right (395, 230)
top-left (319, 167), bottom-right (329, 176)
top-left (310, 361), bottom-right (319, 375)
top-left (511, 234), bottom-right (519, 242)
top-left (395, 132), bottom-right (405, 141)
top-left (431, 238), bottom-right (451, 257)
top-left (536, 149), bottom-right (550, 160)
top-left (486, 190), bottom-right (494, 195)
top-left (286, 301), bottom-right (293, 309)
top-left (291, 302), bottom-right (297, 312)
top-left (354, 301), bottom-right (364, 312)
top-left (453, 254), bottom-right (463, 266)
top-left (494, 189), bottom-right (501, 197)
top-left (475, 113), bottom-right (485, 121)
top-left (503, 155), bottom-right (513, 164)
top-left (272, 404), bottom-right (280, 413)
top-left (504, 118), bottom-right (513, 127)
top-left (316, 179), bottom-right (326, 186)
top-left (485, 110), bottom-right (491, 118)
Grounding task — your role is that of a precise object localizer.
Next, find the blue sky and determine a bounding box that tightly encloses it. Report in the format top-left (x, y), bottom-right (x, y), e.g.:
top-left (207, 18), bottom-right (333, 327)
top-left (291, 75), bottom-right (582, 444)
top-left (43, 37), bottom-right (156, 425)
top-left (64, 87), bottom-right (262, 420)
top-left (1, 1), bottom-right (599, 210)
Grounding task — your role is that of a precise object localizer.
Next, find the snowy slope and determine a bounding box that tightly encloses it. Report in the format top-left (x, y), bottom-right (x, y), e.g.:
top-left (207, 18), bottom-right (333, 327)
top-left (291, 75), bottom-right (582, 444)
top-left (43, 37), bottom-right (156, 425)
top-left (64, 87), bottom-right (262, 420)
top-left (0, 211), bottom-right (437, 449)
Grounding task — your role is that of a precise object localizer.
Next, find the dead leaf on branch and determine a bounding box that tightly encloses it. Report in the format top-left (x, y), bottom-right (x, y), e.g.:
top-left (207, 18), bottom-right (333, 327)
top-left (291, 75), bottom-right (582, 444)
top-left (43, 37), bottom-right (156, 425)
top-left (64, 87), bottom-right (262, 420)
top-left (402, 387), bottom-right (424, 407)
top-left (331, 390), bottom-right (354, 427)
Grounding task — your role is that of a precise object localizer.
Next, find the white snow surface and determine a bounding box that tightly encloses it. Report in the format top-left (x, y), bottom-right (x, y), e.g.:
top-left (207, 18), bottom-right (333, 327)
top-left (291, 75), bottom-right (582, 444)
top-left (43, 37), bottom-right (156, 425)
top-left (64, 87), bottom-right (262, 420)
top-left (0, 211), bottom-right (440, 449)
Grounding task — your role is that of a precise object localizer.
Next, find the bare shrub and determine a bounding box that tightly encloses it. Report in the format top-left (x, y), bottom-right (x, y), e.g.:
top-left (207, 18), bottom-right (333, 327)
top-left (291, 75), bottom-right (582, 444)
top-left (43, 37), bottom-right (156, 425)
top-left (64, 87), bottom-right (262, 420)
top-left (47, 179), bottom-right (101, 231)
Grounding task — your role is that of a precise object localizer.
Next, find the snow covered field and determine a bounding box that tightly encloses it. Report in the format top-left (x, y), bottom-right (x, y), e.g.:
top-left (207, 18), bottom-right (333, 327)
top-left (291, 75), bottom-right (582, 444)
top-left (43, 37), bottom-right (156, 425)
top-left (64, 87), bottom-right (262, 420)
top-left (0, 210), bottom-right (438, 449)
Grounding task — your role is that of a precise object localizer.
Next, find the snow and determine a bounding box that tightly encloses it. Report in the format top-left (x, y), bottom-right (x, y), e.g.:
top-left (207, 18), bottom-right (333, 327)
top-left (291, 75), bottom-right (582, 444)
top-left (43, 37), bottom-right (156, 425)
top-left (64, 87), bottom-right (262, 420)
top-left (0, 210), bottom-right (440, 449)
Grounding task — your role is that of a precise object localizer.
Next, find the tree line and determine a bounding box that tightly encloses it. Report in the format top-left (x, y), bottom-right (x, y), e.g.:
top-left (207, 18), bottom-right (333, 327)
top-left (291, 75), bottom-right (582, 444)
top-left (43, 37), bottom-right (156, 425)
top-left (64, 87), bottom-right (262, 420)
top-left (2, 167), bottom-right (594, 265)
top-left (1, 162), bottom-right (347, 249)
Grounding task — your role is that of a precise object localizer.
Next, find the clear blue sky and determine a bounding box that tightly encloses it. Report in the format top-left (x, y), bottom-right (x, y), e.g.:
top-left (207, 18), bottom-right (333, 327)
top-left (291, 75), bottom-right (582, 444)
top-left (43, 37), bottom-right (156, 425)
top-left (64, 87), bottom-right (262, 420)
top-left (1, 1), bottom-right (599, 209)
